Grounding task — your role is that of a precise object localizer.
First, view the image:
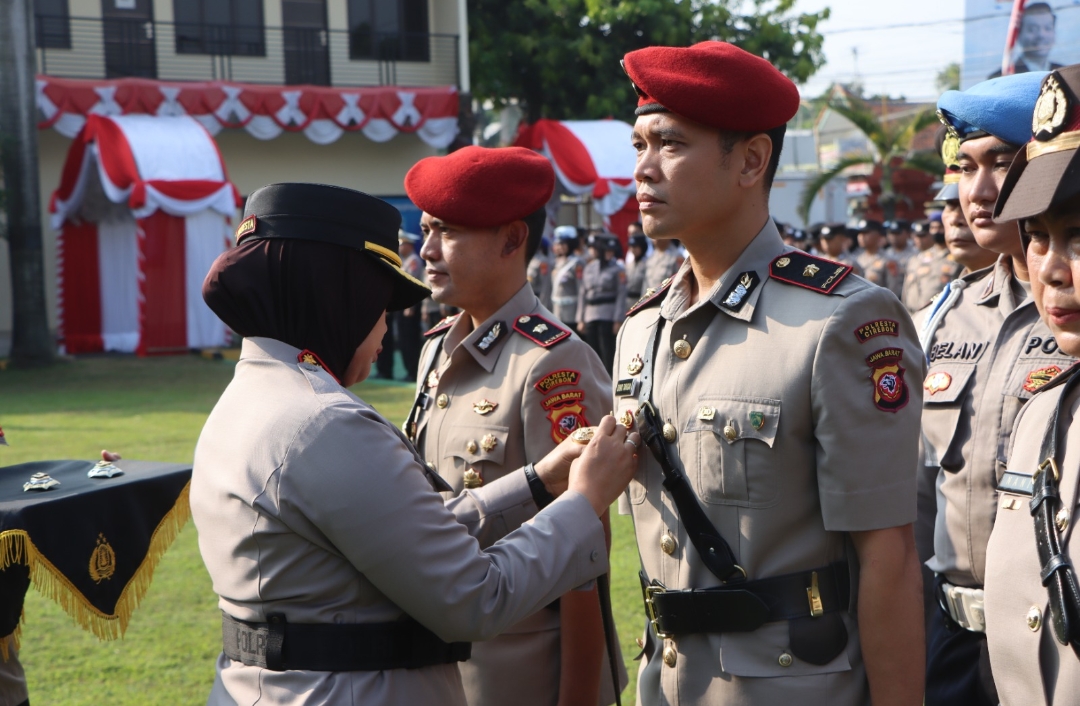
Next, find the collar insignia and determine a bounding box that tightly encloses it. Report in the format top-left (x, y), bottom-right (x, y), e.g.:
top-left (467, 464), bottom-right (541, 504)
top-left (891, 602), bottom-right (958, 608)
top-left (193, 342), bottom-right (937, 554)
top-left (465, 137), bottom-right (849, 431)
top-left (476, 321), bottom-right (507, 353)
top-left (719, 271), bottom-right (759, 312)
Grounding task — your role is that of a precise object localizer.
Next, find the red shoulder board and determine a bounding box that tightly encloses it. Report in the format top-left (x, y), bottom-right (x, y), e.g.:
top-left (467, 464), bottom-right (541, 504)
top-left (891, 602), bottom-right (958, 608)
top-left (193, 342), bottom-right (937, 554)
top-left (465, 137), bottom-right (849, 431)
top-left (769, 252), bottom-right (851, 294)
top-left (424, 314), bottom-right (459, 338)
top-left (513, 314), bottom-right (571, 347)
top-left (297, 349), bottom-right (341, 383)
top-left (627, 277), bottom-right (673, 317)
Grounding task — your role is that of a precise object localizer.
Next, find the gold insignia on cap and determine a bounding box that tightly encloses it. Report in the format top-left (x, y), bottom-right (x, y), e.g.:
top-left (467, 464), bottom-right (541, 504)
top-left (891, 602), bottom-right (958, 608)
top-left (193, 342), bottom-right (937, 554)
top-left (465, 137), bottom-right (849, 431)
top-left (627, 354), bottom-right (644, 376)
top-left (940, 133), bottom-right (960, 167)
top-left (1034, 75), bottom-right (1070, 141)
top-left (776, 257), bottom-right (791, 268)
top-left (473, 399), bottom-right (497, 415)
top-left (936, 109), bottom-right (959, 139)
top-left (89, 533), bottom-right (116, 583)
top-left (803, 264), bottom-right (820, 278)
top-left (480, 434), bottom-right (498, 452)
top-left (463, 468), bottom-right (483, 488)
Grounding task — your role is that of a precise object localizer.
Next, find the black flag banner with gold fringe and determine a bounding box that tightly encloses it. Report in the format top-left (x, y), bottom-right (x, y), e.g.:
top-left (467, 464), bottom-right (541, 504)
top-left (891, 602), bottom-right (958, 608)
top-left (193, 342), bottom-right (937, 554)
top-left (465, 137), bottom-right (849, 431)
top-left (0, 460), bottom-right (191, 649)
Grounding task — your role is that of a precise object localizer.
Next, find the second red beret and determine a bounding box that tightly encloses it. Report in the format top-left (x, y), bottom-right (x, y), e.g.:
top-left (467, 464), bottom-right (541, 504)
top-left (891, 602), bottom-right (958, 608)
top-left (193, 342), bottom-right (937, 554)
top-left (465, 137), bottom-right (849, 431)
top-left (404, 146), bottom-right (555, 228)
top-left (622, 42), bottom-right (800, 132)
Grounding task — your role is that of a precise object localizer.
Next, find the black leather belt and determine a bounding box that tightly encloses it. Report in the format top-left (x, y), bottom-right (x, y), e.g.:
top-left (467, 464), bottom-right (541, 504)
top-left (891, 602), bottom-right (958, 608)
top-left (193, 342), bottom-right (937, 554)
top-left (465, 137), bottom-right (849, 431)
top-left (222, 613), bottom-right (471, 671)
top-left (640, 562), bottom-right (850, 637)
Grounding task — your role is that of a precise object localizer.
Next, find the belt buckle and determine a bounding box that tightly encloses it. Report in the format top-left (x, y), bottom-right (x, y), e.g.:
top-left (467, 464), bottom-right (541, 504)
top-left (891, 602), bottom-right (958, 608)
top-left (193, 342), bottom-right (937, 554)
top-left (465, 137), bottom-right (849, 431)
top-left (644, 581), bottom-right (671, 640)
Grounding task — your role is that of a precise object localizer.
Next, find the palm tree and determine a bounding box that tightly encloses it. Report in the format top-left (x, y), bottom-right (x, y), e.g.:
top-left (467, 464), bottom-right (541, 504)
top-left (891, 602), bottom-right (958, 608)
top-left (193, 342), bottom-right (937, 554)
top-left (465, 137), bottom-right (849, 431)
top-left (799, 92), bottom-right (943, 224)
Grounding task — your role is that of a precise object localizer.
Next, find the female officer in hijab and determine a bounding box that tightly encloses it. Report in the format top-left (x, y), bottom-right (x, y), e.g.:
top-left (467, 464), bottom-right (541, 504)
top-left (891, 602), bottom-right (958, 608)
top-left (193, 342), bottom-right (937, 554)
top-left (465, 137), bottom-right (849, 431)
top-left (192, 183), bottom-right (639, 706)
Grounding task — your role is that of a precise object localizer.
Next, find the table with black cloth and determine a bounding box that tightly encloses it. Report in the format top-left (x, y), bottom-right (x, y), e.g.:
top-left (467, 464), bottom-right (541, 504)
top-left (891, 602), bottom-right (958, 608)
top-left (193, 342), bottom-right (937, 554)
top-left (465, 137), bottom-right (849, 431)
top-left (0, 459), bottom-right (192, 644)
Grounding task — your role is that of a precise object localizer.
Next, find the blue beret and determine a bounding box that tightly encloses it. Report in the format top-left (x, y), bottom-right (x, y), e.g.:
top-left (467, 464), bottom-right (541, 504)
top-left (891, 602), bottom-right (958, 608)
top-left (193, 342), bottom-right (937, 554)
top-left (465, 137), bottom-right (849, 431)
top-left (937, 72), bottom-right (1048, 146)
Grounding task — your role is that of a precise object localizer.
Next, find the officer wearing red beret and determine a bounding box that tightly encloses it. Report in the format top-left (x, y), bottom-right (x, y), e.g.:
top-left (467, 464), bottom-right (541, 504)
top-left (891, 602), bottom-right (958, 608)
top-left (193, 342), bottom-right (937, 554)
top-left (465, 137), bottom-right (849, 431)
top-left (404, 146), bottom-right (625, 706)
top-left (615, 42), bottom-right (925, 705)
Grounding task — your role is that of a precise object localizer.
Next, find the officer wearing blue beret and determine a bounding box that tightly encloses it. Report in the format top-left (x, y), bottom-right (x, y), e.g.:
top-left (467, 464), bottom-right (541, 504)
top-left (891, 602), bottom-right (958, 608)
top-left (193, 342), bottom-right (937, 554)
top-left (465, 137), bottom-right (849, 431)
top-left (918, 70), bottom-right (1077, 706)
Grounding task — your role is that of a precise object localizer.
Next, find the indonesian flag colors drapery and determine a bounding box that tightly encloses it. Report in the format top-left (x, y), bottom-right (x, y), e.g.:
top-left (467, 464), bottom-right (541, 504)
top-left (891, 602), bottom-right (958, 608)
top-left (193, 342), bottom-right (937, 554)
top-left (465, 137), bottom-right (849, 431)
top-left (514, 119), bottom-right (639, 240)
top-left (53, 114), bottom-right (238, 355)
top-left (37, 76), bottom-right (460, 149)
top-left (1002, 0), bottom-right (1029, 76)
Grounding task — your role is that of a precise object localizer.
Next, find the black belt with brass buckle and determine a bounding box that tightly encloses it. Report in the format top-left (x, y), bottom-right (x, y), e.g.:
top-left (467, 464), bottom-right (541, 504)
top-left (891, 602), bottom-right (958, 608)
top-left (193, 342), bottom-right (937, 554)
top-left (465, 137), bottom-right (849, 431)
top-left (222, 613), bottom-right (471, 672)
top-left (640, 562), bottom-right (850, 638)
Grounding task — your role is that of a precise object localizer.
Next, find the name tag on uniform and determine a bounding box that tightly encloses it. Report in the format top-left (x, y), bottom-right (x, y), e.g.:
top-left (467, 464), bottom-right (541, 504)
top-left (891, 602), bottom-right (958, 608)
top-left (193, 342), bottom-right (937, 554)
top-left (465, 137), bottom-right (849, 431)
top-left (998, 471), bottom-right (1034, 497)
top-left (417, 392), bottom-right (431, 410)
top-left (615, 379), bottom-right (640, 398)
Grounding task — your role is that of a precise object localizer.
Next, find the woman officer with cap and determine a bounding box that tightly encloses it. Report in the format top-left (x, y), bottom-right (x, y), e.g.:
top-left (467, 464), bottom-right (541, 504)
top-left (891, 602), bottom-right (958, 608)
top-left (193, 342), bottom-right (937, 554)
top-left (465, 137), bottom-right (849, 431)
top-left (191, 183), bottom-right (640, 706)
top-left (983, 65), bottom-right (1080, 706)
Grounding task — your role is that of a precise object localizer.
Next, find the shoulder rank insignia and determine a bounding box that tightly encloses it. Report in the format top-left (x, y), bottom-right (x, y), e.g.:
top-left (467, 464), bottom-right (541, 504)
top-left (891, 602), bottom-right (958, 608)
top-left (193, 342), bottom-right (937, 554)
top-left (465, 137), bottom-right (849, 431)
top-left (513, 314), bottom-right (570, 348)
top-left (770, 252), bottom-right (851, 294)
top-left (627, 277), bottom-right (673, 317)
top-left (297, 349), bottom-right (341, 383)
top-left (424, 314), bottom-right (460, 338)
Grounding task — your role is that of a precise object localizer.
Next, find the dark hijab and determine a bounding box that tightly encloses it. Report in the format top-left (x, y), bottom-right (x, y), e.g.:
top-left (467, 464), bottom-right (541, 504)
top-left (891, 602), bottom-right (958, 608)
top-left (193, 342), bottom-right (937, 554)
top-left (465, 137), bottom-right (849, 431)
top-left (202, 238), bottom-right (393, 381)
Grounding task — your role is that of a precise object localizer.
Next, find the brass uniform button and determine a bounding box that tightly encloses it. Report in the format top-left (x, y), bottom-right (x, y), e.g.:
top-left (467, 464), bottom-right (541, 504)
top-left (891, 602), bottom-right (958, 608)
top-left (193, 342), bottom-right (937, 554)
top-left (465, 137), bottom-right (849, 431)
top-left (1027, 606), bottom-right (1042, 631)
top-left (723, 424), bottom-right (737, 441)
top-left (660, 531), bottom-right (676, 555)
top-left (466, 440), bottom-right (478, 454)
top-left (436, 393), bottom-right (449, 409)
top-left (635, 637), bottom-right (645, 649)
top-left (778, 652), bottom-right (793, 667)
top-left (662, 423), bottom-right (677, 442)
top-left (662, 644), bottom-right (677, 667)
top-left (463, 468), bottom-right (482, 489)
top-left (672, 339), bottom-right (692, 359)
top-left (1057, 507), bottom-right (1070, 532)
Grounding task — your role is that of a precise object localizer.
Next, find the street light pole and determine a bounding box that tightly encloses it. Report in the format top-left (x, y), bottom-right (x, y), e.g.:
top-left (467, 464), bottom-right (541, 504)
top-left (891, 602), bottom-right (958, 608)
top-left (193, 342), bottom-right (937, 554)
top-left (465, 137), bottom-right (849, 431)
top-left (0, 0), bottom-right (54, 366)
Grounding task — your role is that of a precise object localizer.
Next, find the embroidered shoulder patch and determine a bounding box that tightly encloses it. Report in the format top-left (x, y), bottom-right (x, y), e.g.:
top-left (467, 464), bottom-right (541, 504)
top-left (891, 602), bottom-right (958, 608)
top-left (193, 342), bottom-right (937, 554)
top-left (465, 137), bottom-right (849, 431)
top-left (1024, 365), bottom-right (1064, 393)
top-left (627, 278), bottom-right (673, 317)
top-left (545, 395), bottom-right (589, 443)
top-left (513, 314), bottom-right (571, 347)
top-left (542, 389), bottom-right (585, 410)
top-left (534, 369), bottom-right (581, 393)
top-left (424, 314), bottom-right (459, 338)
top-left (770, 252), bottom-right (851, 294)
top-left (719, 271), bottom-right (760, 312)
top-left (865, 347), bottom-right (909, 412)
top-left (853, 319), bottom-right (899, 343)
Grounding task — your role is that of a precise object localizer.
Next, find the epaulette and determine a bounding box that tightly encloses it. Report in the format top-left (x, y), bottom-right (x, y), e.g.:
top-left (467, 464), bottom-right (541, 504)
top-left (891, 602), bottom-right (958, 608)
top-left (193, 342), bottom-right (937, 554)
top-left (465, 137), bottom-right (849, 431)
top-left (769, 252), bottom-right (850, 294)
top-left (513, 314), bottom-right (571, 347)
top-left (424, 314), bottom-right (459, 338)
top-left (626, 277), bottom-right (673, 317)
top-left (1031, 361), bottom-right (1080, 396)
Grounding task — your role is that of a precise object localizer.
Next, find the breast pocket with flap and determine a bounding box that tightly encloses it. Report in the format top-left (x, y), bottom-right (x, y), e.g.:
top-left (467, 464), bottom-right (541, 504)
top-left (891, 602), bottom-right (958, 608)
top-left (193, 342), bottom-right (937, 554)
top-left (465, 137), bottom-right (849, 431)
top-left (442, 424), bottom-right (511, 488)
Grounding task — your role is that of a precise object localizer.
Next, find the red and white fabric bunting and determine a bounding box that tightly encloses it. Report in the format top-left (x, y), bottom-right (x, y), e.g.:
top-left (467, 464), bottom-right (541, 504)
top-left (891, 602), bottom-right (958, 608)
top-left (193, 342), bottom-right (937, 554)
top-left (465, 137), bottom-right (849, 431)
top-left (37, 76), bottom-right (460, 148)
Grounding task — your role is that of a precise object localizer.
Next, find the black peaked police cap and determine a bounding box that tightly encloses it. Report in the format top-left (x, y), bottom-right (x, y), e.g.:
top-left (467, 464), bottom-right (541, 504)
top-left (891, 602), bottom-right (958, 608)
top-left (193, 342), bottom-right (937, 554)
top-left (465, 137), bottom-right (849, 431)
top-left (235, 183), bottom-right (430, 311)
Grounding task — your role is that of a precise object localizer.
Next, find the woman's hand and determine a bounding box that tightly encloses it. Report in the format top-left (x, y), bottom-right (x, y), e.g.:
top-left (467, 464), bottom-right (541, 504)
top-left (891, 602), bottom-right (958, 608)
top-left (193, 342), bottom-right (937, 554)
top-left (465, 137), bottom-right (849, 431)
top-left (533, 431), bottom-right (593, 497)
top-left (567, 415), bottom-right (640, 516)
top-left (101, 450), bottom-right (122, 463)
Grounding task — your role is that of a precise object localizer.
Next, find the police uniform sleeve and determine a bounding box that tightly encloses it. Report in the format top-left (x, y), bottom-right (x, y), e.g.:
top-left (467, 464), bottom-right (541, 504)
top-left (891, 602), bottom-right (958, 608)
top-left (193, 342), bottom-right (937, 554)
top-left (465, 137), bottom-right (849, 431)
top-left (810, 286), bottom-right (924, 531)
top-left (278, 402), bottom-right (608, 643)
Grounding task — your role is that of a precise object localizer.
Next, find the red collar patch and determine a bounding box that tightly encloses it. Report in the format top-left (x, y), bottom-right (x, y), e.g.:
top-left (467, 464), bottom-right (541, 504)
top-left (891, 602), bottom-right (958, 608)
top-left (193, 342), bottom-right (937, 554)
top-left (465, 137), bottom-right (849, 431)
top-left (627, 277), bottom-right (673, 317)
top-left (424, 314), bottom-right (460, 338)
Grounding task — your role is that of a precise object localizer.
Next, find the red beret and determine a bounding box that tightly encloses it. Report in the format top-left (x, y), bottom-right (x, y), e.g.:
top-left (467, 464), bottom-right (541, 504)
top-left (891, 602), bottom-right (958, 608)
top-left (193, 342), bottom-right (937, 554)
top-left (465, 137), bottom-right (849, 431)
top-left (622, 42), bottom-right (800, 132)
top-left (405, 146), bottom-right (555, 228)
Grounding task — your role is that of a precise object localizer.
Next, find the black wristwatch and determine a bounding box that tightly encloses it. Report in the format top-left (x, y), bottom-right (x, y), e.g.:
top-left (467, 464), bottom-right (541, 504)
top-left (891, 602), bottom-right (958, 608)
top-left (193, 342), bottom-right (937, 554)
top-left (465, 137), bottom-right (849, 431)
top-left (523, 463), bottom-right (555, 509)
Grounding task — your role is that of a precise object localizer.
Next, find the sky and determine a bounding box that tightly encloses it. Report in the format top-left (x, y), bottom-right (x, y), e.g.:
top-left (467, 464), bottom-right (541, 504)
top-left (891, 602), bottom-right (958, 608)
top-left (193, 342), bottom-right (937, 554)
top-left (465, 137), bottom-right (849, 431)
top-left (795, 0), bottom-right (966, 102)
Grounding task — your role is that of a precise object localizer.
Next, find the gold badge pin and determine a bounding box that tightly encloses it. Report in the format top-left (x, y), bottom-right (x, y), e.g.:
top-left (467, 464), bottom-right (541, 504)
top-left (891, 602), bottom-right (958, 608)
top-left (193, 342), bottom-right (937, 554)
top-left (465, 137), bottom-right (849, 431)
top-left (89, 533), bottom-right (116, 583)
top-left (723, 424), bottom-right (737, 441)
top-left (627, 354), bottom-right (644, 376)
top-left (473, 399), bottom-right (497, 415)
top-left (571, 426), bottom-right (596, 444)
top-left (697, 406), bottom-right (715, 421)
top-left (662, 423), bottom-right (677, 442)
top-left (463, 468), bottom-right (483, 488)
top-left (426, 370), bottom-right (440, 389)
top-left (673, 339), bottom-right (692, 359)
top-left (466, 440), bottom-right (478, 454)
top-left (803, 264), bottom-right (820, 278)
top-left (436, 393), bottom-right (449, 409)
top-left (480, 434), bottom-right (498, 452)
top-left (776, 257), bottom-right (791, 268)
top-left (619, 408), bottom-right (635, 428)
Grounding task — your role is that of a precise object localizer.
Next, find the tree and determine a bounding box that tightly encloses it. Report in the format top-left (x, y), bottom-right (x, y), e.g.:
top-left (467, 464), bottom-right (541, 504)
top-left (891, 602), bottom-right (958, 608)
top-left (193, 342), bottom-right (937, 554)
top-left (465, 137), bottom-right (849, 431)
top-left (469, 0), bottom-right (830, 123)
top-left (798, 94), bottom-right (942, 224)
top-left (936, 62), bottom-right (960, 93)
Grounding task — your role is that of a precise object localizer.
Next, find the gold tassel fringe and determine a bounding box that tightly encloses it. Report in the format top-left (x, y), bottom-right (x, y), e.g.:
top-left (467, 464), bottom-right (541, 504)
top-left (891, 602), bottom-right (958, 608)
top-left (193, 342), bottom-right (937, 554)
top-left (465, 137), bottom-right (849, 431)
top-left (0, 480), bottom-right (191, 641)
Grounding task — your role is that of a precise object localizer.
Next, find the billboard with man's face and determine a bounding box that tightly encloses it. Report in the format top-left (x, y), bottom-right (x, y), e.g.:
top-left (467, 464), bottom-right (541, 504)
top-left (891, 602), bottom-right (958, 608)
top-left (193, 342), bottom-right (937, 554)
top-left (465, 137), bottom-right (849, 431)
top-left (963, 1), bottom-right (1080, 88)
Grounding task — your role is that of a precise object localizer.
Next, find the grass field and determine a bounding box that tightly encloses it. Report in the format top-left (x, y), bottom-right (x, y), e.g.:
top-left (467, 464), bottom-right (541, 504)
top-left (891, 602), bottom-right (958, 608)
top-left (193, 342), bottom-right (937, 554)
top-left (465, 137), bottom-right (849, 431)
top-left (0, 355), bottom-right (643, 704)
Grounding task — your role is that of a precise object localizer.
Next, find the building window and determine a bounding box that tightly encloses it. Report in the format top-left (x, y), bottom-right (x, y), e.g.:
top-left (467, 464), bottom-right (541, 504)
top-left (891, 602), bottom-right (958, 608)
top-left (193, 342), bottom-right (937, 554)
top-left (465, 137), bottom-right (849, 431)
top-left (34, 0), bottom-right (70, 49)
top-left (348, 0), bottom-right (429, 62)
top-left (174, 0), bottom-right (265, 57)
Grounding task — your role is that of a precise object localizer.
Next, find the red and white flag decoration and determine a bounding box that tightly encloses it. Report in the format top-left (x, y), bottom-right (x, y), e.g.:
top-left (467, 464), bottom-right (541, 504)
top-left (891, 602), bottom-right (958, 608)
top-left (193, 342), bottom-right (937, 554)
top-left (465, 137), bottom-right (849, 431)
top-left (1001, 0), bottom-right (1029, 76)
top-left (37, 76), bottom-right (460, 148)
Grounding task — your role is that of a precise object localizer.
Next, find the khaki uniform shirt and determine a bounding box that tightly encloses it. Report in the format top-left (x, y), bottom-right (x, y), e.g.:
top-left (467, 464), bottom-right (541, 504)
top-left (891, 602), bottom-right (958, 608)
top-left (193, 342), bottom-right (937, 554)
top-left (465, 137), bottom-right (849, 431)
top-left (192, 337), bottom-right (607, 706)
top-left (890, 245), bottom-right (917, 272)
top-left (578, 261), bottom-right (627, 325)
top-left (920, 257), bottom-right (1075, 587)
top-left (552, 255), bottom-right (585, 326)
top-left (855, 249), bottom-right (904, 298)
top-left (616, 221), bottom-right (922, 706)
top-left (642, 248), bottom-right (683, 293)
top-left (902, 246), bottom-right (958, 313)
top-left (625, 254), bottom-right (648, 310)
top-left (528, 253), bottom-right (554, 310)
top-left (413, 284), bottom-right (619, 706)
top-left (985, 373), bottom-right (1080, 706)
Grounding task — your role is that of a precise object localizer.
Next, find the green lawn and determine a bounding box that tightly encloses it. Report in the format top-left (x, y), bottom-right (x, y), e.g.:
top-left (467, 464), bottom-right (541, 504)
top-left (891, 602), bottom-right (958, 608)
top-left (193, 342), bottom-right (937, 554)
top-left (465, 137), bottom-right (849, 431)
top-left (0, 355), bottom-right (642, 704)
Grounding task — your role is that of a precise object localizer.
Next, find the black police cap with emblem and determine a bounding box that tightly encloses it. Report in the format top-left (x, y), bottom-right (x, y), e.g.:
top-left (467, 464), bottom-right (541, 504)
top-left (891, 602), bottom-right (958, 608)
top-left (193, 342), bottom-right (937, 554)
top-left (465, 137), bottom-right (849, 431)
top-left (235, 183), bottom-right (430, 311)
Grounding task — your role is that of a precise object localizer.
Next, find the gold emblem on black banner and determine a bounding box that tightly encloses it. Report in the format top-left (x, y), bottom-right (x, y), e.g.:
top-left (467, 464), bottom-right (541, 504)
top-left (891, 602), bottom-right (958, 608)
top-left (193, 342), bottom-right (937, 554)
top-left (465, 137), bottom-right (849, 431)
top-left (89, 533), bottom-right (116, 583)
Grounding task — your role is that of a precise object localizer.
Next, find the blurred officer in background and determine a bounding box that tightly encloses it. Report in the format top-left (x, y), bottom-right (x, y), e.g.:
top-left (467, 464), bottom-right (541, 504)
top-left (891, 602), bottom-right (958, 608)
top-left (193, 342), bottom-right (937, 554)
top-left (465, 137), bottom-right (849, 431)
top-left (551, 226), bottom-right (585, 326)
top-left (625, 231), bottom-right (650, 310)
top-left (887, 220), bottom-right (917, 271)
top-left (397, 230), bottom-right (426, 380)
top-left (578, 234), bottom-right (627, 371)
top-left (855, 219), bottom-right (904, 296)
top-left (641, 235), bottom-right (683, 292)
top-left (528, 235), bottom-right (554, 310)
top-left (816, 223), bottom-right (865, 276)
